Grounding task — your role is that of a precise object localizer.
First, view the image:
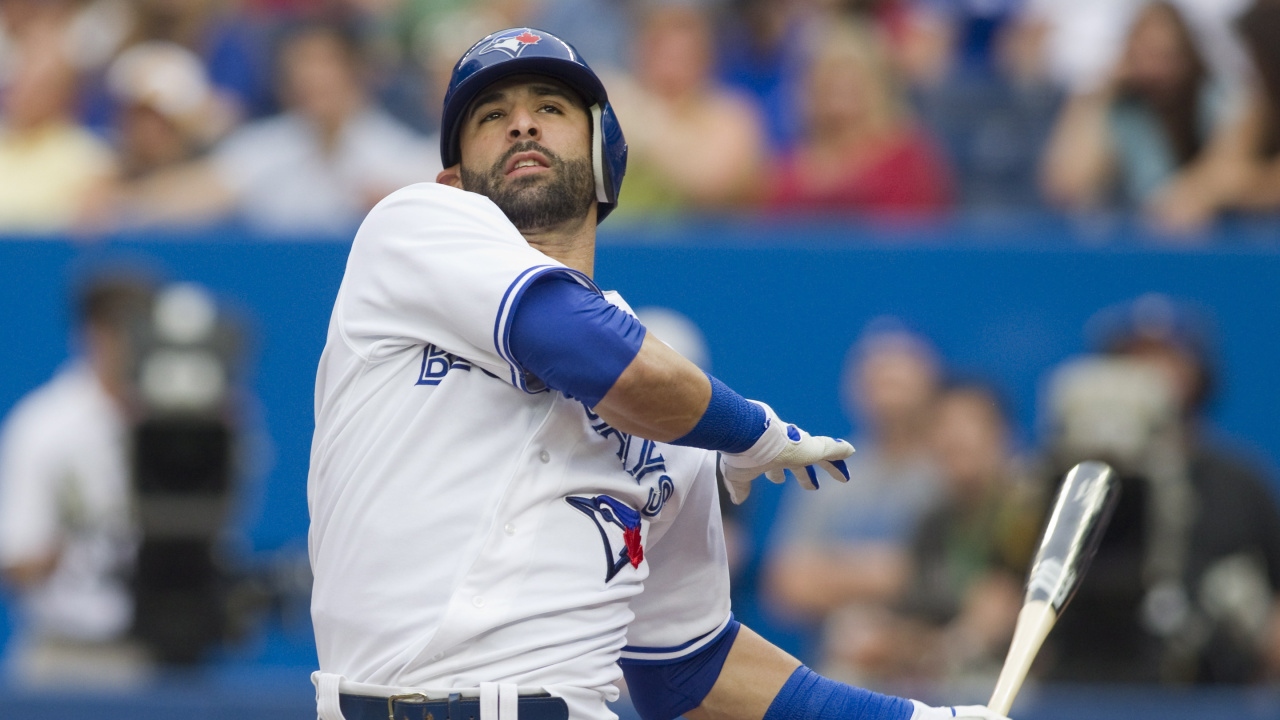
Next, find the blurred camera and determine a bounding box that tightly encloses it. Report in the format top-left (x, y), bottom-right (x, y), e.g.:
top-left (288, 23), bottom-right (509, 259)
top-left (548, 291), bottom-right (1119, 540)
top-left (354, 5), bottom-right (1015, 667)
top-left (1044, 355), bottom-right (1179, 476)
top-left (125, 283), bottom-right (242, 665)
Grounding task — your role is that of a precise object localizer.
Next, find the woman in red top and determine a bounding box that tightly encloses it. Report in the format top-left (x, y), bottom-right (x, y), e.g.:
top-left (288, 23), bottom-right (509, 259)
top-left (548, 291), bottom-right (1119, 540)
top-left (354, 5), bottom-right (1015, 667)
top-left (766, 19), bottom-right (953, 217)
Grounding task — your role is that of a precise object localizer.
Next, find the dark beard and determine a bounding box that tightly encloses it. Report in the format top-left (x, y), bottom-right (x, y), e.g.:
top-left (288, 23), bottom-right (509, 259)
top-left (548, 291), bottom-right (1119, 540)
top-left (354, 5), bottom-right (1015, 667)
top-left (460, 141), bottom-right (595, 232)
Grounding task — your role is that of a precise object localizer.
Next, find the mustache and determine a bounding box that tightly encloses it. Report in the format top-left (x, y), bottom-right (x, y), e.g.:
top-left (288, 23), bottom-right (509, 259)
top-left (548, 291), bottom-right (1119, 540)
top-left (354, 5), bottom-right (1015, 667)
top-left (492, 140), bottom-right (562, 173)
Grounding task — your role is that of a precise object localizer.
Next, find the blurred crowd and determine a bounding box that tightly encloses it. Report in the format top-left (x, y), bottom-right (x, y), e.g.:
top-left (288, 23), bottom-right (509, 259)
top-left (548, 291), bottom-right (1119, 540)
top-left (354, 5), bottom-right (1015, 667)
top-left (757, 297), bottom-right (1280, 698)
top-left (0, 0), bottom-right (1277, 238)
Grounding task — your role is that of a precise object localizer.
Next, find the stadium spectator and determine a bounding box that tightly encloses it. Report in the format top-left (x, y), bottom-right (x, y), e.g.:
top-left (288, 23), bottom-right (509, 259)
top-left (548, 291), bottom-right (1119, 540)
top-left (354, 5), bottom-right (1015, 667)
top-left (1006, 0), bottom-right (1252, 96)
top-left (1040, 2), bottom-right (1237, 215)
top-left (104, 41), bottom-right (236, 178)
top-left (0, 0), bottom-right (132, 80)
top-left (110, 22), bottom-right (438, 235)
top-left (0, 278), bottom-right (153, 687)
top-left (1222, 0), bottom-right (1280, 215)
top-left (764, 18), bottom-right (953, 216)
top-left (1039, 294), bottom-right (1280, 684)
top-left (823, 380), bottom-right (1039, 685)
top-left (1146, 0), bottom-right (1280, 229)
top-left (715, 0), bottom-right (815, 152)
top-left (893, 0), bottom-right (1062, 213)
top-left (765, 321), bottom-right (943, 654)
top-left (607, 3), bottom-right (767, 216)
top-left (78, 41), bottom-right (237, 231)
top-left (527, 0), bottom-right (630, 72)
top-left (0, 28), bottom-right (115, 233)
top-left (123, 0), bottom-right (274, 119)
top-left (888, 0), bottom-right (1026, 85)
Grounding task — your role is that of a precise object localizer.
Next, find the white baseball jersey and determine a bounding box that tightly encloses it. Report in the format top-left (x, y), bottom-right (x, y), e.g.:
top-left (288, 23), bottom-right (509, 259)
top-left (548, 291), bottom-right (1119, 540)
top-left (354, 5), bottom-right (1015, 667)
top-left (308, 183), bottom-right (732, 720)
top-left (0, 362), bottom-right (137, 642)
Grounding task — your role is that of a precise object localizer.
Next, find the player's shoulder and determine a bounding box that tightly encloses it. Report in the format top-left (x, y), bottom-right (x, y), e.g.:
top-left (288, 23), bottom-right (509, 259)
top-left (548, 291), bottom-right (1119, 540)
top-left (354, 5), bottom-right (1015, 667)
top-left (353, 183), bottom-right (527, 257)
top-left (368, 182), bottom-right (506, 224)
top-left (348, 183), bottom-right (526, 268)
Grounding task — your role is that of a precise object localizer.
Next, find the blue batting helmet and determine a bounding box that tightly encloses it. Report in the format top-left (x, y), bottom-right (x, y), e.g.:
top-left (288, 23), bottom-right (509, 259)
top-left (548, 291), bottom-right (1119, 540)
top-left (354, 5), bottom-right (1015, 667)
top-left (440, 28), bottom-right (627, 223)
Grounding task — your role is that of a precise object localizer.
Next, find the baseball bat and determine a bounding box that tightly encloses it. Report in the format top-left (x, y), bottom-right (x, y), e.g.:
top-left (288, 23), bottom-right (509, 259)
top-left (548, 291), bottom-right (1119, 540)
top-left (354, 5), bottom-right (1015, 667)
top-left (987, 460), bottom-right (1120, 716)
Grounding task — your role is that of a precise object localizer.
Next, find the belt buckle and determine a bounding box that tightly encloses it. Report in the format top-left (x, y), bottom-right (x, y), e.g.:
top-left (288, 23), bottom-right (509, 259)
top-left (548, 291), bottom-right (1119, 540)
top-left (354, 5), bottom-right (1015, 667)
top-left (387, 693), bottom-right (431, 720)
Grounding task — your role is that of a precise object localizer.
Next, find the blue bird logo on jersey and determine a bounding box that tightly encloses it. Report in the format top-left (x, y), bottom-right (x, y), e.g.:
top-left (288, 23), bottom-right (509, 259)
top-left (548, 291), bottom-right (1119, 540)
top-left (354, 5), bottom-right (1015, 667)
top-left (480, 29), bottom-right (543, 58)
top-left (566, 495), bottom-right (644, 582)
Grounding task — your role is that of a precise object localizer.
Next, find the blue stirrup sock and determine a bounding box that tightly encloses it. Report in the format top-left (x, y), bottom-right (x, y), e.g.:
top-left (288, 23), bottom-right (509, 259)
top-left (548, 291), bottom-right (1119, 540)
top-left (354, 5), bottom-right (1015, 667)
top-left (763, 666), bottom-right (914, 720)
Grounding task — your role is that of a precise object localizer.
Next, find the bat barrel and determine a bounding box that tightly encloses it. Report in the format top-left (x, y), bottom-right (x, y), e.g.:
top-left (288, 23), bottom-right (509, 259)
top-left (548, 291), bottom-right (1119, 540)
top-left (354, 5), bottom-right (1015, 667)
top-left (1025, 461), bottom-right (1118, 612)
top-left (987, 461), bottom-right (1119, 715)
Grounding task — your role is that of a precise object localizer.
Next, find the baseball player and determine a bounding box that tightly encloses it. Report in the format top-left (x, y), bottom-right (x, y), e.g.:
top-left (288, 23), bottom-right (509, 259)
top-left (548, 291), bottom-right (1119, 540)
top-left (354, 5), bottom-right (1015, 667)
top-left (307, 28), bottom-right (1011, 720)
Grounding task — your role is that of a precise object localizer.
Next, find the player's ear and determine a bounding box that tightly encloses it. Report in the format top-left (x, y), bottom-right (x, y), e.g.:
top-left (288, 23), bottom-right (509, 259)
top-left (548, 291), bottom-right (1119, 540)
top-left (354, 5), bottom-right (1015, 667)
top-left (437, 166), bottom-right (463, 189)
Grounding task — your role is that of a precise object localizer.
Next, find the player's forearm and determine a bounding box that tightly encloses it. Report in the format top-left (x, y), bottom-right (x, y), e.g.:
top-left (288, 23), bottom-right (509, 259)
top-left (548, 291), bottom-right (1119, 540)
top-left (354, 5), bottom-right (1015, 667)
top-left (686, 624), bottom-right (801, 720)
top-left (593, 334), bottom-right (711, 441)
top-left (689, 624), bottom-right (1007, 720)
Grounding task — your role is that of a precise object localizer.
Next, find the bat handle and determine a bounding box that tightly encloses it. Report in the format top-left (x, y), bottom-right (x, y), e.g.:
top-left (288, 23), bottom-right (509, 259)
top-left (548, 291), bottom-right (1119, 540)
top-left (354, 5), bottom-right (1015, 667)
top-left (987, 600), bottom-right (1057, 716)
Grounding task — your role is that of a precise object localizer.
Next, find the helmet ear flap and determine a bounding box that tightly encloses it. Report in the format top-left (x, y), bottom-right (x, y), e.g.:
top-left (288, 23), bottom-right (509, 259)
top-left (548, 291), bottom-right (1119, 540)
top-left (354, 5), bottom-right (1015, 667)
top-left (590, 104), bottom-right (612, 206)
top-left (593, 102), bottom-right (627, 222)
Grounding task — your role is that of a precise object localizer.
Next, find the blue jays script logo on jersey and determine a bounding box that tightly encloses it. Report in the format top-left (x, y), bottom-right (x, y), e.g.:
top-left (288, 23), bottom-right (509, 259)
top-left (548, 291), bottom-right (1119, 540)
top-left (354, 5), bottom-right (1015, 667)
top-left (479, 29), bottom-right (542, 59)
top-left (415, 344), bottom-right (499, 385)
top-left (566, 495), bottom-right (643, 582)
top-left (416, 344), bottom-right (471, 385)
top-left (584, 407), bottom-right (675, 517)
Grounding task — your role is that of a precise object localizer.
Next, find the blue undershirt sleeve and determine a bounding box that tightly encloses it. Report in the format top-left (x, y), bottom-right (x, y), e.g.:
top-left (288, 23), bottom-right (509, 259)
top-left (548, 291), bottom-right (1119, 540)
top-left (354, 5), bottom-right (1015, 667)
top-left (620, 619), bottom-right (741, 720)
top-left (507, 275), bottom-right (766, 455)
top-left (507, 274), bottom-right (646, 407)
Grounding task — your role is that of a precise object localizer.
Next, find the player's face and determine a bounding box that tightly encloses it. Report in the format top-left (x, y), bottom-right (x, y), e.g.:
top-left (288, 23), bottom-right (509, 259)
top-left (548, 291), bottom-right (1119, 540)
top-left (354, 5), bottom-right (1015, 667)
top-left (456, 75), bottom-right (596, 231)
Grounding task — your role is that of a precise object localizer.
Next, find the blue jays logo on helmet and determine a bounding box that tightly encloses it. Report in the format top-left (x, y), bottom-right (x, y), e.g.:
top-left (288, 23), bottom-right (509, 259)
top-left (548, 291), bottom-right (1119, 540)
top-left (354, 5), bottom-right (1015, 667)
top-left (477, 28), bottom-right (544, 58)
top-left (566, 495), bottom-right (644, 582)
top-left (440, 28), bottom-right (627, 223)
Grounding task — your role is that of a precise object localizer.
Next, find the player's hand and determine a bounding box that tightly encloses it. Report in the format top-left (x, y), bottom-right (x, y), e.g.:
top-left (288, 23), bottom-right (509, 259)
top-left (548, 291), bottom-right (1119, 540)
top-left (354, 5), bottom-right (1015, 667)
top-left (910, 701), bottom-right (1011, 720)
top-left (717, 401), bottom-right (853, 504)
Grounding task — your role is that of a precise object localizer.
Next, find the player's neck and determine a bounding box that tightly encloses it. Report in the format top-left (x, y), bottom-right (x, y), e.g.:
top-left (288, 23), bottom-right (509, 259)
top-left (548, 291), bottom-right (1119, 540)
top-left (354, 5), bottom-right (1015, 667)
top-left (519, 210), bottom-right (598, 277)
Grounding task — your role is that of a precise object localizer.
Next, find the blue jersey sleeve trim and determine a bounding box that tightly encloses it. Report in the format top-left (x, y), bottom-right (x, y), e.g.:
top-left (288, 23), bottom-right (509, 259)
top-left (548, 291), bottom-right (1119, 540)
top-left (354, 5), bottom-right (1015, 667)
top-left (619, 613), bottom-right (734, 663)
top-left (493, 265), bottom-right (600, 392)
top-left (506, 274), bottom-right (646, 406)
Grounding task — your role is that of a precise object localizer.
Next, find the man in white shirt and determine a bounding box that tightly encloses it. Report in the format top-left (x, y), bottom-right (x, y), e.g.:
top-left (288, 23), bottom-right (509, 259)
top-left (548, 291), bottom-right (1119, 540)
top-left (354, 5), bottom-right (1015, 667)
top-left (114, 22), bottom-right (439, 235)
top-left (0, 278), bottom-right (151, 686)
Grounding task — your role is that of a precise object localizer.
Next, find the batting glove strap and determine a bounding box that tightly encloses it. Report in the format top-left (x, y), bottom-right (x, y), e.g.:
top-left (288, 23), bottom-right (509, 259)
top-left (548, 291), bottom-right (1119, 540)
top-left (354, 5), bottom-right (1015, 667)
top-left (717, 401), bottom-right (853, 504)
top-left (909, 700), bottom-right (1012, 720)
top-left (722, 401), bottom-right (789, 467)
